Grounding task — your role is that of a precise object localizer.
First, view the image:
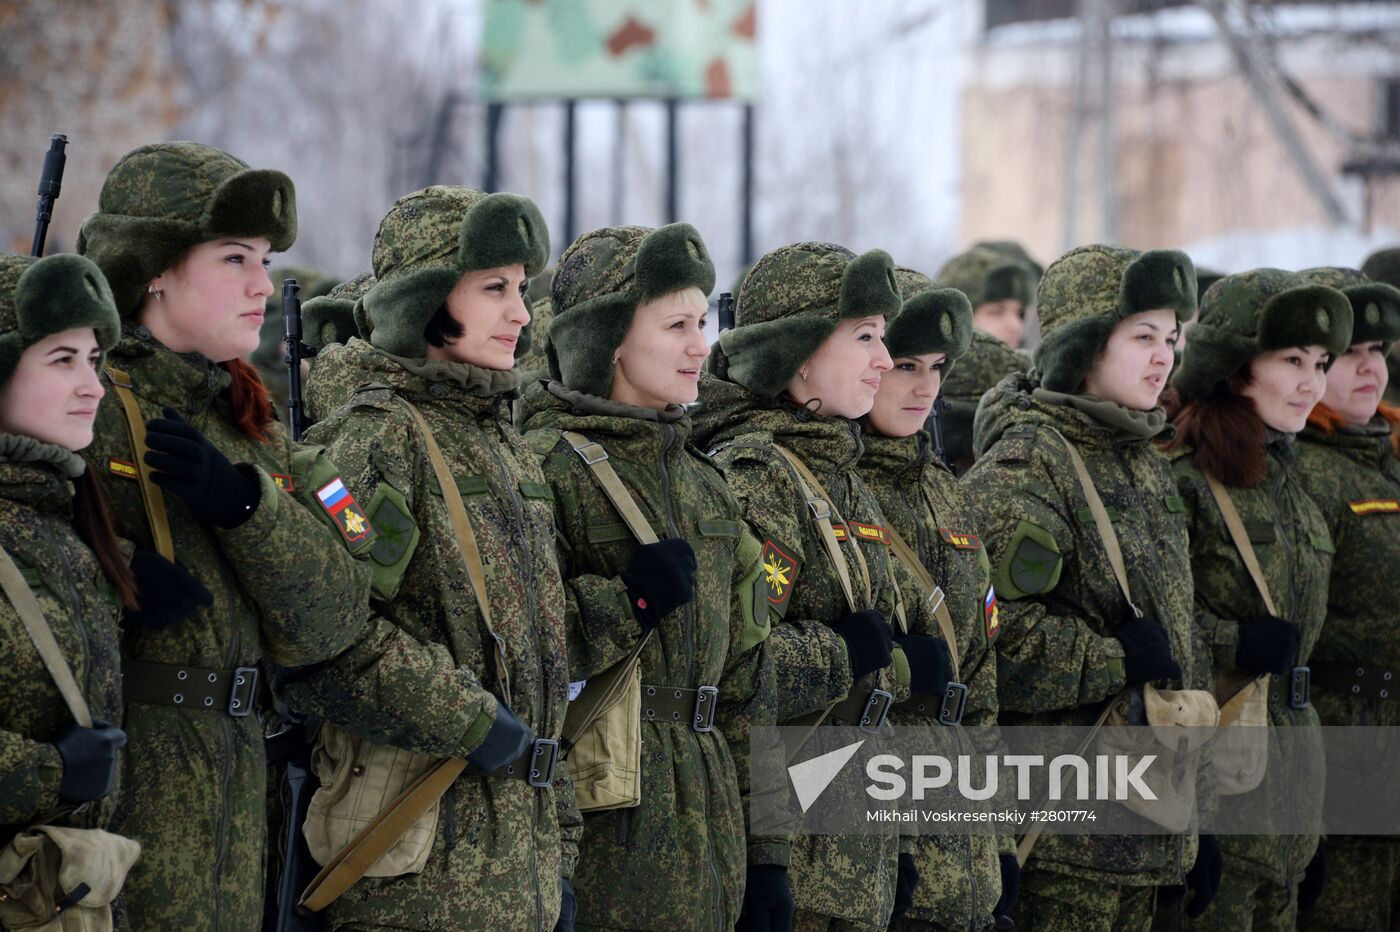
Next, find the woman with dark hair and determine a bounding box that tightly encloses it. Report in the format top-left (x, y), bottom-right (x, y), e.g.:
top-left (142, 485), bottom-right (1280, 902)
top-left (1290, 268), bottom-right (1400, 931)
top-left (76, 141), bottom-right (373, 930)
top-left (1169, 268), bottom-right (1353, 929)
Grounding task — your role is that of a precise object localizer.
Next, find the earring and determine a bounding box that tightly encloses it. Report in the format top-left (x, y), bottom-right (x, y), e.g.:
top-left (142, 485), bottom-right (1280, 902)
top-left (148, 285), bottom-right (162, 302)
top-left (799, 369), bottom-right (808, 381)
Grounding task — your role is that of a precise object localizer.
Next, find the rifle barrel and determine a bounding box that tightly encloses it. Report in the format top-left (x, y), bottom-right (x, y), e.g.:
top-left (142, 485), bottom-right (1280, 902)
top-left (31, 133), bottom-right (68, 257)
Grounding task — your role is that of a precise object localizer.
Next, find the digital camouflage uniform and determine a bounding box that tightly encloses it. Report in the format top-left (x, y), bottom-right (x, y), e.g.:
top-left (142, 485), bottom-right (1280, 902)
top-left (301, 270), bottom-right (375, 426)
top-left (935, 330), bottom-right (1027, 473)
top-left (694, 242), bottom-right (915, 931)
top-left (1359, 249), bottom-right (1400, 406)
top-left (0, 253), bottom-right (125, 847)
top-left (274, 185), bottom-right (577, 931)
top-left (76, 142), bottom-right (375, 931)
top-left (1291, 266), bottom-right (1400, 932)
top-left (961, 245), bottom-right (1207, 932)
top-left (519, 223), bottom-right (782, 930)
top-left (1170, 268), bottom-right (1355, 931)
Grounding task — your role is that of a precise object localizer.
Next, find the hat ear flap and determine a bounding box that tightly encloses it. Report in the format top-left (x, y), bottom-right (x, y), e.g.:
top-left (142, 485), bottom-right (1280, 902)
top-left (1257, 285), bottom-right (1353, 355)
top-left (15, 254), bottom-right (121, 351)
top-left (1121, 249), bottom-right (1196, 321)
top-left (635, 222), bottom-right (716, 300)
top-left (458, 193), bottom-right (550, 277)
top-left (206, 169), bottom-right (297, 250)
top-left (839, 249), bottom-right (901, 320)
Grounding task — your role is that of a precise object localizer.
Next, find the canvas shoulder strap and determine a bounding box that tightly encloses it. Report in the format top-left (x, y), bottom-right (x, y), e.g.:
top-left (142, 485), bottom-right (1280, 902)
top-left (0, 543), bottom-right (92, 728)
top-left (105, 367), bottom-right (174, 561)
top-left (885, 523), bottom-right (959, 680)
top-left (772, 445), bottom-right (868, 612)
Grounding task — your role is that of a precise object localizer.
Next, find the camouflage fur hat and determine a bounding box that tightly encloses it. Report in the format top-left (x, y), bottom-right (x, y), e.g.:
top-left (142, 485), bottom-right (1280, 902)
top-left (77, 141), bottom-right (296, 318)
top-left (714, 242), bottom-right (902, 398)
top-left (0, 253), bottom-right (121, 391)
top-left (1195, 266), bottom-right (1225, 304)
top-left (361, 185), bottom-right (549, 358)
top-left (1174, 268), bottom-right (1353, 400)
top-left (1034, 244), bottom-right (1197, 394)
top-left (973, 240), bottom-right (1044, 281)
top-left (546, 223), bottom-right (715, 398)
top-left (886, 268), bottom-right (973, 364)
top-left (935, 246), bottom-right (1037, 308)
top-left (1361, 248), bottom-right (1400, 288)
top-left (1298, 267), bottom-right (1400, 350)
top-left (305, 271), bottom-right (374, 352)
top-left (939, 332), bottom-right (1027, 465)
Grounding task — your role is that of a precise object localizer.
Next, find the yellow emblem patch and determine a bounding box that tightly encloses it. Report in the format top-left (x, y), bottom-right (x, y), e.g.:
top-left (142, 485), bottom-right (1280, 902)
top-left (761, 540), bottom-right (801, 612)
top-left (940, 528), bottom-right (982, 550)
top-left (107, 458), bottom-right (138, 480)
top-left (849, 522), bottom-right (889, 545)
top-left (1348, 499), bottom-right (1400, 516)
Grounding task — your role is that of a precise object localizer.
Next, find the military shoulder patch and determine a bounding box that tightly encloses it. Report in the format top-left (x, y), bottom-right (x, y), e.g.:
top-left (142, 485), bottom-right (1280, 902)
top-left (993, 519), bottom-right (1062, 601)
top-left (271, 473), bottom-right (294, 493)
top-left (1349, 499), bottom-right (1400, 516)
top-left (939, 528), bottom-right (982, 550)
top-left (316, 478), bottom-right (377, 547)
top-left (984, 585), bottom-right (1000, 642)
top-left (107, 458), bottom-right (139, 480)
top-left (831, 523), bottom-right (851, 541)
top-left (760, 539), bottom-right (801, 617)
top-left (849, 522), bottom-right (889, 545)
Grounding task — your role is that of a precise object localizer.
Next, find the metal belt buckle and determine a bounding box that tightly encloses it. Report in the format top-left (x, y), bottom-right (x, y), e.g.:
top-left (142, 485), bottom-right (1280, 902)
top-left (939, 682), bottom-right (969, 726)
top-left (228, 666), bottom-right (259, 717)
top-left (1289, 666), bottom-right (1311, 710)
top-left (528, 738), bottom-right (560, 788)
top-left (859, 689), bottom-right (894, 734)
top-left (693, 685), bottom-right (719, 733)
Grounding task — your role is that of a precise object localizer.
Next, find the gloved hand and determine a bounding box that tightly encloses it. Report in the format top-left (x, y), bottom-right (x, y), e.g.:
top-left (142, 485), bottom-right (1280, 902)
top-left (992, 852), bottom-right (1020, 928)
top-left (736, 864), bottom-right (794, 932)
top-left (619, 539), bottom-right (697, 632)
top-left (467, 701), bottom-right (535, 774)
top-left (53, 720), bottom-right (127, 803)
top-left (891, 851), bottom-right (920, 921)
top-left (123, 548), bottom-right (214, 631)
top-left (1114, 615), bottom-right (1182, 686)
top-left (1185, 833), bottom-right (1223, 918)
top-left (144, 407), bottom-right (261, 529)
top-left (1235, 616), bottom-right (1302, 677)
top-left (554, 877), bottom-right (577, 932)
top-left (893, 632), bottom-right (954, 697)
top-left (833, 609), bottom-right (895, 681)
top-left (1298, 838), bottom-right (1326, 912)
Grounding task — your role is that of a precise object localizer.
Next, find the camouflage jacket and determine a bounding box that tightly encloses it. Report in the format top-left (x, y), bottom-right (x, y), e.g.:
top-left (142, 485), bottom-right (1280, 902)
top-left (1295, 418), bottom-right (1400, 727)
top-left (276, 339), bottom-right (576, 931)
top-left (519, 380), bottom-right (781, 931)
top-left (693, 373), bottom-right (904, 928)
top-left (858, 429), bottom-right (1007, 929)
top-left (1174, 433), bottom-right (1331, 887)
top-left (0, 436), bottom-right (124, 837)
top-left (963, 374), bottom-right (1205, 886)
top-left (87, 326), bottom-right (370, 931)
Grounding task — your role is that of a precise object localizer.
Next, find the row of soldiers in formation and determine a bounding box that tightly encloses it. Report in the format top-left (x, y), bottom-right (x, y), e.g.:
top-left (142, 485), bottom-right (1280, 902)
top-left (1, 137), bottom-right (1398, 932)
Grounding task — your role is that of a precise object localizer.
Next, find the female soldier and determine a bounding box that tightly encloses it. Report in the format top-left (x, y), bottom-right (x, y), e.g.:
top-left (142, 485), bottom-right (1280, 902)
top-left (856, 271), bottom-right (1018, 930)
top-left (1169, 268), bottom-right (1352, 929)
top-left (75, 141), bottom-right (373, 930)
top-left (271, 185), bottom-right (576, 931)
top-left (693, 242), bottom-right (955, 930)
top-left (1288, 268), bottom-right (1400, 931)
top-left (0, 253), bottom-right (199, 924)
top-left (517, 223), bottom-right (783, 930)
top-left (963, 245), bottom-right (1217, 930)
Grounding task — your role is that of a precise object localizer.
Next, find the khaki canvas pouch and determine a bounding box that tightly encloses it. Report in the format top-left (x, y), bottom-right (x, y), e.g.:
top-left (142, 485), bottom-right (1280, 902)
top-left (1212, 671), bottom-right (1270, 795)
top-left (0, 827), bottom-right (140, 931)
top-left (303, 724), bottom-right (440, 877)
top-left (1098, 684), bottom-right (1220, 831)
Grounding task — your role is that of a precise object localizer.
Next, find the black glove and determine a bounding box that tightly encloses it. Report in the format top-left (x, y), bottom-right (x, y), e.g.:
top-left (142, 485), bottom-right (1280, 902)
top-left (123, 548), bottom-right (214, 631)
top-left (891, 851), bottom-right (920, 921)
top-left (144, 407), bottom-right (261, 529)
top-left (1235, 616), bottom-right (1302, 677)
top-left (467, 701), bottom-right (535, 774)
top-left (893, 632), bottom-right (954, 697)
top-left (992, 852), bottom-right (1020, 928)
top-left (834, 609), bottom-right (895, 682)
top-left (1298, 839), bottom-right (1326, 912)
top-left (53, 720), bottom-right (127, 803)
top-left (1113, 615), bottom-right (1182, 686)
top-left (554, 877), bottom-right (577, 932)
top-left (619, 539), bottom-right (697, 632)
top-left (1185, 833), bottom-right (1223, 919)
top-left (736, 864), bottom-right (794, 932)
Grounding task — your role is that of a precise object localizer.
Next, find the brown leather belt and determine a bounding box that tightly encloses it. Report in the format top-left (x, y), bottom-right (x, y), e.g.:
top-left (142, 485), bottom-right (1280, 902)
top-left (124, 659), bottom-right (261, 716)
top-left (1312, 662), bottom-right (1398, 701)
top-left (641, 684), bottom-right (719, 732)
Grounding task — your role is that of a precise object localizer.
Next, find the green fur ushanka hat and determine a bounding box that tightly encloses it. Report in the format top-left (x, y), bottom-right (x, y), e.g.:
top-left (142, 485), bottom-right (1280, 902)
top-left (1362, 248), bottom-right (1400, 289)
top-left (77, 142), bottom-right (296, 318)
top-left (715, 242), bottom-right (903, 398)
top-left (1298, 267), bottom-right (1400, 350)
top-left (1173, 268), bottom-right (1354, 401)
top-left (303, 270), bottom-right (374, 352)
top-left (1033, 244), bottom-right (1197, 394)
top-left (0, 253), bottom-right (121, 391)
top-left (886, 268), bottom-right (973, 364)
top-left (360, 185), bottom-right (549, 358)
top-left (545, 223), bottom-right (715, 398)
top-left (935, 246), bottom-right (1038, 308)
